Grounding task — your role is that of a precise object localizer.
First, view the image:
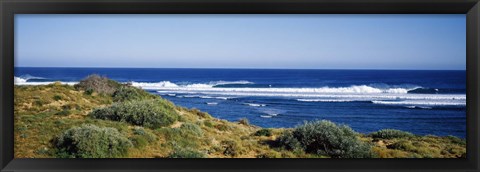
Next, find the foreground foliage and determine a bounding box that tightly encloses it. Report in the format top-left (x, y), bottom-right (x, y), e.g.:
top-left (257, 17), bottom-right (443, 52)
top-left (53, 124), bottom-right (133, 158)
top-left (369, 129), bottom-right (415, 139)
top-left (14, 77), bottom-right (467, 158)
top-left (90, 99), bottom-right (180, 129)
top-left (278, 120), bottom-right (374, 158)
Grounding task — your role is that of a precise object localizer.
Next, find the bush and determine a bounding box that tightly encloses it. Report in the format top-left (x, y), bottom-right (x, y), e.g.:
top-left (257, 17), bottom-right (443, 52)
top-left (53, 95), bottom-right (63, 101)
top-left (180, 123), bottom-right (203, 137)
top-left (445, 135), bottom-right (466, 146)
top-left (188, 108), bottom-right (211, 118)
top-left (168, 146), bottom-right (206, 158)
top-left (112, 86), bottom-right (155, 102)
top-left (130, 127), bottom-right (157, 148)
top-left (369, 129), bottom-right (415, 139)
top-left (53, 124), bottom-right (133, 158)
top-left (214, 124), bottom-right (230, 131)
top-left (204, 120), bottom-right (214, 128)
top-left (90, 99), bottom-right (179, 129)
top-left (277, 130), bottom-right (303, 151)
top-left (278, 120), bottom-right (373, 158)
top-left (221, 140), bottom-right (242, 157)
top-left (238, 118), bottom-right (249, 125)
top-left (254, 129), bottom-right (273, 137)
top-left (74, 74), bottom-right (122, 95)
top-left (387, 140), bottom-right (416, 151)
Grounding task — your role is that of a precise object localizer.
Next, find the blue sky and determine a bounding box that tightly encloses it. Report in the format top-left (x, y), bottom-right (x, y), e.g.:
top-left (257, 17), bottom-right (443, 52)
top-left (15, 14), bottom-right (466, 70)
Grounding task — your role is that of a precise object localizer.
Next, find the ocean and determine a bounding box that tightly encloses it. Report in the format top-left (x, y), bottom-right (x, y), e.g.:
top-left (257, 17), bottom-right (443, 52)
top-left (14, 67), bottom-right (466, 138)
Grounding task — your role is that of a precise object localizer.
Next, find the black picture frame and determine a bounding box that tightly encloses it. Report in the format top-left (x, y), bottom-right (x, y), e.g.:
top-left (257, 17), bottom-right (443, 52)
top-left (1, 0), bottom-right (479, 171)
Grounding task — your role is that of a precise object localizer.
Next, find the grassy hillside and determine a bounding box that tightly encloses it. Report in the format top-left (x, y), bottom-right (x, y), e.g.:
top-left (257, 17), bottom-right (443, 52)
top-left (14, 75), bottom-right (466, 158)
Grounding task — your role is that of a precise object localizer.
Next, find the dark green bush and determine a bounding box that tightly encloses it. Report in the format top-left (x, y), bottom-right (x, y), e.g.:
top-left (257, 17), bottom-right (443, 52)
top-left (277, 130), bottom-right (303, 151)
top-left (278, 120), bottom-right (373, 158)
top-left (74, 74), bottom-right (122, 95)
top-left (53, 95), bottom-right (63, 101)
top-left (254, 129), bottom-right (273, 137)
top-left (53, 124), bottom-right (133, 158)
top-left (369, 129), bottom-right (415, 139)
top-left (112, 86), bottom-right (155, 102)
top-left (90, 99), bottom-right (179, 129)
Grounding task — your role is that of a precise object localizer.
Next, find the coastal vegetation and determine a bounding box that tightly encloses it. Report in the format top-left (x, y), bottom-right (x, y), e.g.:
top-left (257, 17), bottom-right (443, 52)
top-left (14, 75), bottom-right (466, 158)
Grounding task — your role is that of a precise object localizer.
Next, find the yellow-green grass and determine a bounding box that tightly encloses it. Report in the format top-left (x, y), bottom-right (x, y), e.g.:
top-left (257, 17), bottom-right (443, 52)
top-left (14, 81), bottom-right (466, 158)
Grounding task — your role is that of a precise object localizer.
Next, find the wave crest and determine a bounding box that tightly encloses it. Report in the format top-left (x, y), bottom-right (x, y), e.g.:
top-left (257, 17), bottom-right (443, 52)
top-left (131, 80), bottom-right (254, 89)
top-left (14, 75), bottom-right (46, 83)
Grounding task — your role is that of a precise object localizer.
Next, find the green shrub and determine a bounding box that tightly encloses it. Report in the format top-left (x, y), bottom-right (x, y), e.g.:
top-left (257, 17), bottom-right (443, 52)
top-left (221, 140), bottom-right (241, 157)
top-left (112, 86), bottom-right (155, 102)
top-left (238, 118), bottom-right (249, 125)
top-left (157, 128), bottom-right (200, 149)
top-left (277, 130), bottom-right (303, 151)
top-left (90, 99), bottom-right (179, 129)
top-left (168, 146), bottom-right (206, 158)
top-left (130, 127), bottom-right (157, 148)
top-left (369, 129), bottom-right (415, 139)
top-left (53, 124), bottom-right (133, 158)
top-left (53, 95), bottom-right (63, 101)
top-left (278, 120), bottom-right (373, 158)
top-left (204, 120), bottom-right (214, 128)
top-left (255, 129), bottom-right (273, 137)
top-left (445, 135), bottom-right (466, 146)
top-left (130, 135), bottom-right (149, 148)
top-left (387, 140), bottom-right (416, 151)
top-left (84, 89), bottom-right (94, 95)
top-left (180, 123), bottom-right (203, 137)
top-left (74, 74), bottom-right (122, 95)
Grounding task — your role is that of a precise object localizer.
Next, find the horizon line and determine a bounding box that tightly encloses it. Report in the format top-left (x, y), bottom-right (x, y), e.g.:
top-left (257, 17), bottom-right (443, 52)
top-left (14, 66), bottom-right (467, 71)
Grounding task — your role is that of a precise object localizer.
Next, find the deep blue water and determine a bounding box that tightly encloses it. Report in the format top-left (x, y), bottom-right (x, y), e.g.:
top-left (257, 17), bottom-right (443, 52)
top-left (15, 67), bottom-right (466, 138)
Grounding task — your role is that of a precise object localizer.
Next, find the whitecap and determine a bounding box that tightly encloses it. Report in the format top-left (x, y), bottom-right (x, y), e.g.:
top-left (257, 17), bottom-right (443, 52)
top-left (245, 103), bottom-right (266, 107)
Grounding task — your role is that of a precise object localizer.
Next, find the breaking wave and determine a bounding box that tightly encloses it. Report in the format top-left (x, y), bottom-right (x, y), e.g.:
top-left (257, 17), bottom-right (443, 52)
top-left (131, 80), bottom-right (253, 89)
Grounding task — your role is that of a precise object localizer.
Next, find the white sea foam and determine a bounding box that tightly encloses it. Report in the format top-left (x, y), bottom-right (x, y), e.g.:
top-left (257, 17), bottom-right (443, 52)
top-left (371, 100), bottom-right (465, 106)
top-left (131, 80), bottom-right (253, 89)
top-left (245, 103), bottom-right (267, 107)
top-left (297, 99), bottom-right (358, 102)
top-left (14, 75), bottom-right (77, 85)
top-left (149, 83), bottom-right (465, 107)
top-left (260, 115), bottom-right (273, 118)
top-left (206, 102), bottom-right (218, 105)
top-left (14, 76), bottom-right (28, 83)
top-left (143, 83), bottom-right (416, 94)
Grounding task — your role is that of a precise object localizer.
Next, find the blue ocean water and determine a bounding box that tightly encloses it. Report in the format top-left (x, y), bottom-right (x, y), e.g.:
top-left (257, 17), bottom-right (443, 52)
top-left (14, 67), bottom-right (466, 138)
